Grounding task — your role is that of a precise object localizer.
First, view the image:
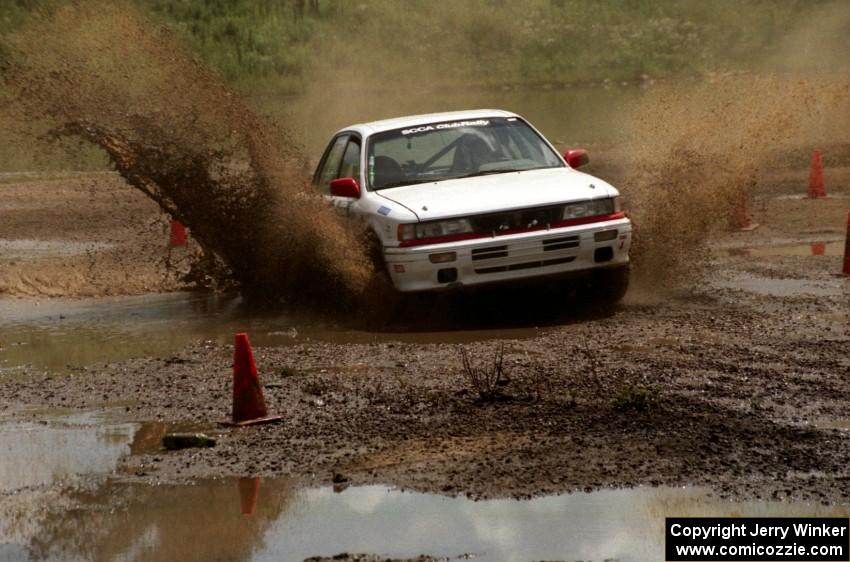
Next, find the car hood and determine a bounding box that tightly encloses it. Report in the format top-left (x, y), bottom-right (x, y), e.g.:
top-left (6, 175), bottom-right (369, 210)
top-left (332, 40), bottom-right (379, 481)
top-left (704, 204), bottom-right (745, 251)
top-left (376, 167), bottom-right (618, 221)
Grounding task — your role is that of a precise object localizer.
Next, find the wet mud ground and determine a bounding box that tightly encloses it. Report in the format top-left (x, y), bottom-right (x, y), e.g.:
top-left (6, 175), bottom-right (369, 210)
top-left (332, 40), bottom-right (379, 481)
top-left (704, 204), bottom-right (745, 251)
top-left (0, 171), bottom-right (849, 560)
top-left (0, 173), bottom-right (194, 298)
top-left (1, 172), bottom-right (848, 504)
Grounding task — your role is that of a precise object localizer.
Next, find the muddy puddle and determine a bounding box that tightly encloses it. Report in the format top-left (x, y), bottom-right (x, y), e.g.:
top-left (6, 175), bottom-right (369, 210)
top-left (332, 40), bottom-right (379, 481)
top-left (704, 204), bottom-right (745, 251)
top-left (715, 239), bottom-right (850, 300)
top-left (724, 240), bottom-right (845, 257)
top-left (0, 292), bottom-right (549, 375)
top-left (0, 239), bottom-right (115, 260)
top-left (0, 408), bottom-right (135, 491)
top-left (716, 273), bottom-right (848, 298)
top-left (773, 193), bottom-right (850, 200)
top-left (813, 419), bottom-right (850, 430)
top-left (0, 408), bottom-right (225, 491)
top-left (3, 478), bottom-right (848, 562)
top-left (1, 408), bottom-right (848, 562)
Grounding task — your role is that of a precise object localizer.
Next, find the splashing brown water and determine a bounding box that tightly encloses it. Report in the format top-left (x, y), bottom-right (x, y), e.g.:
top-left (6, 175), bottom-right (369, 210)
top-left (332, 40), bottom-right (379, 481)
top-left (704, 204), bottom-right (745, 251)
top-left (621, 74), bottom-right (850, 290)
top-left (615, 0), bottom-right (850, 290)
top-left (3, 2), bottom-right (850, 306)
top-left (1, 2), bottom-right (375, 306)
top-left (288, 1), bottom-right (850, 295)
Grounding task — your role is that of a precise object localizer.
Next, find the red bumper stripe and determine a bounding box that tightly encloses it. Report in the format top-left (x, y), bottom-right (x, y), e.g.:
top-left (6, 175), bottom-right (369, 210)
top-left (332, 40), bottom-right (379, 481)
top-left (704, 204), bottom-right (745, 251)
top-left (398, 212), bottom-right (626, 248)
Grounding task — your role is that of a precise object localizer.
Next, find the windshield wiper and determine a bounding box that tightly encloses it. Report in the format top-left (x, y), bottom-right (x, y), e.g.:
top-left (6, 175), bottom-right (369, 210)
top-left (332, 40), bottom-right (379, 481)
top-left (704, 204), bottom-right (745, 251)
top-left (453, 167), bottom-right (534, 179)
top-left (375, 179), bottom-right (428, 190)
top-left (378, 167), bottom-right (549, 189)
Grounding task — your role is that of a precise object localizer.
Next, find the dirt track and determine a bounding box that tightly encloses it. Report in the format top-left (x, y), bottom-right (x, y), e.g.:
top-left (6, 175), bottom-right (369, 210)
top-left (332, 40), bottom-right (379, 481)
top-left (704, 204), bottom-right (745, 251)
top-left (1, 173), bottom-right (848, 505)
top-left (0, 173), bottom-right (195, 297)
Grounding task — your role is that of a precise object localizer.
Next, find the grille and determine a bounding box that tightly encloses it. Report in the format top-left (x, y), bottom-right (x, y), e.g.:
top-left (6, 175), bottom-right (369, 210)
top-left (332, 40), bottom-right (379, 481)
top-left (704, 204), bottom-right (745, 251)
top-left (471, 245), bottom-right (508, 261)
top-left (542, 235), bottom-right (580, 252)
top-left (469, 204), bottom-right (564, 233)
top-left (475, 256), bottom-right (575, 275)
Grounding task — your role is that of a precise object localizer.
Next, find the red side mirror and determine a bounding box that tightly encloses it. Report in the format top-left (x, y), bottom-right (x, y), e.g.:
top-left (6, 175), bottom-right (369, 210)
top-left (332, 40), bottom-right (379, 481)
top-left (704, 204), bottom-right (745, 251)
top-left (565, 149), bottom-right (589, 168)
top-left (329, 177), bottom-right (361, 198)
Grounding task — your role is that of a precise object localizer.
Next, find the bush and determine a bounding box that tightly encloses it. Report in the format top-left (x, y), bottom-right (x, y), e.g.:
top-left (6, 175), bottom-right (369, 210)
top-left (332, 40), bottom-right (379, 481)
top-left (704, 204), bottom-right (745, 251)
top-left (612, 383), bottom-right (655, 412)
top-left (460, 343), bottom-right (508, 401)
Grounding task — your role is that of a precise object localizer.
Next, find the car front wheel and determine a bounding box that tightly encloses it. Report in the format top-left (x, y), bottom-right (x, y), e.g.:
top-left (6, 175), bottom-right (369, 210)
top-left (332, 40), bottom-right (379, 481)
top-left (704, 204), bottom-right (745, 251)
top-left (588, 264), bottom-right (630, 304)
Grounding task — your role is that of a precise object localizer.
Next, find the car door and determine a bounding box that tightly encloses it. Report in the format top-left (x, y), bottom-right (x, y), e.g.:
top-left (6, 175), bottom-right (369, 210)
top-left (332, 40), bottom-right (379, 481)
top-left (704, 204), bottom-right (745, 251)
top-left (313, 133), bottom-right (362, 216)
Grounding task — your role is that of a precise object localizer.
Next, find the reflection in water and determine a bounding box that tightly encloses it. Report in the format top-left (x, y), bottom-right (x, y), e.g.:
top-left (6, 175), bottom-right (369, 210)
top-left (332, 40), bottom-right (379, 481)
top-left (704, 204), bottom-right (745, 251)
top-left (0, 292), bottom-right (248, 374)
top-left (0, 409), bottom-right (139, 562)
top-left (18, 479), bottom-right (292, 562)
top-left (4, 481), bottom-right (849, 562)
top-left (0, 409), bottom-right (134, 492)
top-left (1, 410), bottom-right (848, 562)
top-left (724, 240), bottom-right (843, 258)
top-left (239, 477), bottom-right (261, 517)
top-left (0, 410), bottom-right (291, 562)
top-left (716, 272), bottom-right (849, 298)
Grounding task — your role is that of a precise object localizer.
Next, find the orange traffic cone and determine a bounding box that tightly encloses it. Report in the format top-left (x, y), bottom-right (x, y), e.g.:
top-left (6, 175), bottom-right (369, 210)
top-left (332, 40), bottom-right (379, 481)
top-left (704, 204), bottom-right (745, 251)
top-left (808, 150), bottom-right (827, 199)
top-left (226, 333), bottom-right (282, 427)
top-left (842, 213), bottom-right (850, 277)
top-left (170, 219), bottom-right (188, 247)
top-left (736, 193), bottom-right (759, 231)
top-left (238, 477), bottom-right (260, 517)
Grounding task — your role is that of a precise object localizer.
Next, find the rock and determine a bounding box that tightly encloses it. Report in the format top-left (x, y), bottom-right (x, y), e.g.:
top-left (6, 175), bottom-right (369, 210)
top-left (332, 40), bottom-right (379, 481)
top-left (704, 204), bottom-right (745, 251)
top-left (162, 433), bottom-right (216, 450)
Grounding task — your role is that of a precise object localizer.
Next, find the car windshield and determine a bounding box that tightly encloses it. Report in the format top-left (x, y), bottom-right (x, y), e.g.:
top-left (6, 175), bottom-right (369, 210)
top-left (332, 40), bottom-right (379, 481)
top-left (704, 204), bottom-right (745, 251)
top-left (366, 117), bottom-right (564, 190)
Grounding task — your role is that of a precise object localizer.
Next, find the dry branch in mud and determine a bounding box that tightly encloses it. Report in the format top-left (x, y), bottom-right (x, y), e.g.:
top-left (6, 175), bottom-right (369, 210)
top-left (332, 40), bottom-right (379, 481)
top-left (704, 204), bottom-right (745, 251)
top-left (460, 343), bottom-right (508, 401)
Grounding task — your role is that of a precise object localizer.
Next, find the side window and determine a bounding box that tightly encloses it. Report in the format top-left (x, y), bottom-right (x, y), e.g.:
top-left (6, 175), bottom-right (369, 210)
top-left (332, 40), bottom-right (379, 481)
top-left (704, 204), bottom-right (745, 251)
top-left (315, 135), bottom-right (349, 194)
top-left (338, 137), bottom-right (361, 181)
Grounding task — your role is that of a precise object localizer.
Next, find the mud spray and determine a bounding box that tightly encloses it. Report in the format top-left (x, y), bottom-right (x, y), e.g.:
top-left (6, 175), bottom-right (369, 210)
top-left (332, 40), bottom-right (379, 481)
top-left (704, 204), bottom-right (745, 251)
top-left (613, 0), bottom-right (850, 291)
top-left (0, 2), bottom-right (376, 308)
top-left (623, 74), bottom-right (850, 291)
top-left (3, 2), bottom-right (850, 304)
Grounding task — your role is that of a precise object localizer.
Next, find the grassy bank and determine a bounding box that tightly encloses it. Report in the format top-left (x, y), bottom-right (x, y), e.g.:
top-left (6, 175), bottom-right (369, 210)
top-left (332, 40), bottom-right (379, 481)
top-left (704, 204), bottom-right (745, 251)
top-left (0, 0), bottom-right (845, 172)
top-left (142, 0), bottom-right (829, 92)
top-left (2, 0), bottom-right (834, 93)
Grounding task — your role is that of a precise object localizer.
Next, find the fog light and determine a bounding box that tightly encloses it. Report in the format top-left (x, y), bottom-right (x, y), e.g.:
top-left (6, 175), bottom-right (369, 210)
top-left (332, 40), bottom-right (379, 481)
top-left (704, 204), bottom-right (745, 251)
top-left (594, 229), bottom-right (618, 242)
top-left (594, 247), bottom-right (614, 263)
top-left (429, 251), bottom-right (457, 264)
top-left (437, 268), bottom-right (457, 283)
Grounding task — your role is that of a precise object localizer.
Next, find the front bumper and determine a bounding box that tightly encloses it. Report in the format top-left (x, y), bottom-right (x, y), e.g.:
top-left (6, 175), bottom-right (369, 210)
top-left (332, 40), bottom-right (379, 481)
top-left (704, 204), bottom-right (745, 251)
top-left (383, 216), bottom-right (632, 292)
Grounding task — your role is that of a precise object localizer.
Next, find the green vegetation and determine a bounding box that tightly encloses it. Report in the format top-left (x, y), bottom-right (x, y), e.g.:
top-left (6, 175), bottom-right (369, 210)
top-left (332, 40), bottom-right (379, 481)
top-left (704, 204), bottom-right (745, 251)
top-left (1, 0), bottom-right (831, 93)
top-left (1, 0), bottom-right (843, 172)
top-left (141, 0), bottom-right (832, 92)
top-left (612, 383), bottom-right (655, 413)
top-left (0, 0), bottom-right (35, 32)
top-left (141, 0), bottom-right (316, 91)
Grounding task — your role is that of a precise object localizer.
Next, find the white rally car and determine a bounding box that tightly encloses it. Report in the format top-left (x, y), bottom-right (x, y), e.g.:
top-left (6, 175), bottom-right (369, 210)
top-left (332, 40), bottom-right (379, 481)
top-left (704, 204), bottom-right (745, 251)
top-left (313, 109), bottom-right (632, 301)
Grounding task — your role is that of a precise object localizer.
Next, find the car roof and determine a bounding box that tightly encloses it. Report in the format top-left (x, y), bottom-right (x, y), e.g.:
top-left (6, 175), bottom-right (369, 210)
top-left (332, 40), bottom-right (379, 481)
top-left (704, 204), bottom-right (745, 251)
top-left (337, 109), bottom-right (519, 137)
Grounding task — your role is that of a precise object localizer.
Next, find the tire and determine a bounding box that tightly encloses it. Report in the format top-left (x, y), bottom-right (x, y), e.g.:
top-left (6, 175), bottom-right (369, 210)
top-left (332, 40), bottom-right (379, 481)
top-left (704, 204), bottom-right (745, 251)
top-left (589, 264), bottom-right (630, 304)
top-left (364, 229), bottom-right (387, 275)
top-left (361, 231), bottom-right (440, 326)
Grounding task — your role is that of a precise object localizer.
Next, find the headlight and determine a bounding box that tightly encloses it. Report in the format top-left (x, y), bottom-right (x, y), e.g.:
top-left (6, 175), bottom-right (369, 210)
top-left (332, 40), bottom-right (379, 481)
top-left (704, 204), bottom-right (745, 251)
top-left (398, 218), bottom-right (473, 241)
top-left (562, 196), bottom-right (619, 220)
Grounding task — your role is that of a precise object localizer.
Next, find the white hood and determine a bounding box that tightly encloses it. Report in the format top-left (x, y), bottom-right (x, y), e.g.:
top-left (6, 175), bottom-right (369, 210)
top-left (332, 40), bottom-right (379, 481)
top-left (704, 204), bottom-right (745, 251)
top-left (376, 167), bottom-right (618, 221)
